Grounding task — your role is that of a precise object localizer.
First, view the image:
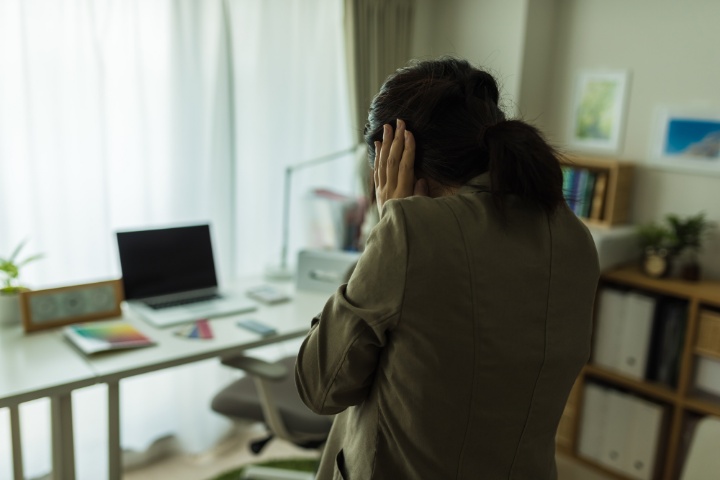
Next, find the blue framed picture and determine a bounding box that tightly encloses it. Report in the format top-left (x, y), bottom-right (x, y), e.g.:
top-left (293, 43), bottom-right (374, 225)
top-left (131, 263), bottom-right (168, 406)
top-left (651, 109), bottom-right (720, 176)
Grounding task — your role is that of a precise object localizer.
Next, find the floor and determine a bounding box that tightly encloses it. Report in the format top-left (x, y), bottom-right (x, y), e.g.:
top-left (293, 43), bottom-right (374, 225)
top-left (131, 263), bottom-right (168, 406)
top-left (123, 424), bottom-right (612, 480)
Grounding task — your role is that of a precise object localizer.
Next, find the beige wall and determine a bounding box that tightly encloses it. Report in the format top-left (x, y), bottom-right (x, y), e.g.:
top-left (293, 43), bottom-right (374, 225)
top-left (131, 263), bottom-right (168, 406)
top-left (411, 0), bottom-right (528, 115)
top-left (412, 0), bottom-right (720, 278)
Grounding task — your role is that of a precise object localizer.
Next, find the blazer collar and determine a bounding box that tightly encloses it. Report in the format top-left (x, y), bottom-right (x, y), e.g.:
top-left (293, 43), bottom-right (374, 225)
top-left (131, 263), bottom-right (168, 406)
top-left (458, 172), bottom-right (491, 194)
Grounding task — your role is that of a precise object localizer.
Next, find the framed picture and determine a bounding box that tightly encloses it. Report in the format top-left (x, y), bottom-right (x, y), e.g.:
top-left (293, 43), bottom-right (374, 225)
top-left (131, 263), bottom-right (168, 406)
top-left (649, 108), bottom-right (720, 176)
top-left (20, 279), bottom-right (124, 332)
top-left (569, 70), bottom-right (630, 154)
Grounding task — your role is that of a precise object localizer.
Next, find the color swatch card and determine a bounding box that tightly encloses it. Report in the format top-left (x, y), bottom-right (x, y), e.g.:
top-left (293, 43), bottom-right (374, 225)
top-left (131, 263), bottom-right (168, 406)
top-left (174, 319), bottom-right (214, 340)
top-left (64, 320), bottom-right (155, 355)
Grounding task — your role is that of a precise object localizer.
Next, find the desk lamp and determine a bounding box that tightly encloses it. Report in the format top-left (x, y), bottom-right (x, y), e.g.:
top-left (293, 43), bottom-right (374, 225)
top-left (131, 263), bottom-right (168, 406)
top-left (265, 145), bottom-right (362, 280)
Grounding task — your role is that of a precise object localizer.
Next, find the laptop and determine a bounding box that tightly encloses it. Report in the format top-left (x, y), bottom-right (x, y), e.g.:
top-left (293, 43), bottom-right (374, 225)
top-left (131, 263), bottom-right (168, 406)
top-left (116, 224), bottom-right (256, 328)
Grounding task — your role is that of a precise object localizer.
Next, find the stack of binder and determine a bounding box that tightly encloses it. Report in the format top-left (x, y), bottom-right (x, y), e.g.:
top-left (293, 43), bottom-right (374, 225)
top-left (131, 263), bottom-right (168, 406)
top-left (578, 383), bottom-right (667, 479)
top-left (593, 288), bottom-right (687, 386)
top-left (593, 288), bottom-right (657, 379)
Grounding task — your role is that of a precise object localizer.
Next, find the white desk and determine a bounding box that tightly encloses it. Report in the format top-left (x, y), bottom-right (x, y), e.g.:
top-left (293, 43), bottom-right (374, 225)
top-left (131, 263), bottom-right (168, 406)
top-left (0, 326), bottom-right (98, 480)
top-left (0, 278), bottom-right (329, 480)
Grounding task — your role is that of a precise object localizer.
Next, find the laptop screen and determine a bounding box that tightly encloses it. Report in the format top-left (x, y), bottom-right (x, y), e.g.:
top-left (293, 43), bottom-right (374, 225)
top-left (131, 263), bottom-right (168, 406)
top-left (117, 224), bottom-right (218, 300)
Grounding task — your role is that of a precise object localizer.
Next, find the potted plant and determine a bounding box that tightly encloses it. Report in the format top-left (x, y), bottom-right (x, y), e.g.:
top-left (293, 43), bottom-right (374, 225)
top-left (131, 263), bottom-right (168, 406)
top-left (636, 222), bottom-right (674, 278)
top-left (666, 212), bottom-right (714, 281)
top-left (0, 240), bottom-right (43, 327)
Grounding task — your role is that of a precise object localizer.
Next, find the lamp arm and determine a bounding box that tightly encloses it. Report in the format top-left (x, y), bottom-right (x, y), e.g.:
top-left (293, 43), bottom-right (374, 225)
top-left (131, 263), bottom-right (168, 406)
top-left (280, 166), bottom-right (292, 271)
top-left (277, 145), bottom-right (361, 273)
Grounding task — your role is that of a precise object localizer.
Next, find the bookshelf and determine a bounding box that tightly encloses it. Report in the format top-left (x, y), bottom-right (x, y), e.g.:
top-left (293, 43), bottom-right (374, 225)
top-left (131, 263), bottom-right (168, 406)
top-left (561, 265), bottom-right (720, 480)
top-left (560, 156), bottom-right (635, 227)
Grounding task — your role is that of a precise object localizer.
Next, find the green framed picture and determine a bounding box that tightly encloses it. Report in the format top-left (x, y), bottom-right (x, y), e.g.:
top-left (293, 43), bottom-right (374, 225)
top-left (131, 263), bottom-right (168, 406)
top-left (569, 70), bottom-right (630, 154)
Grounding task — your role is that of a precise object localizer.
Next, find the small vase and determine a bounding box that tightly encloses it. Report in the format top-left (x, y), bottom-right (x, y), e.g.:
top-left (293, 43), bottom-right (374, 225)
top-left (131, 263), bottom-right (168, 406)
top-left (0, 292), bottom-right (22, 327)
top-left (642, 247), bottom-right (672, 279)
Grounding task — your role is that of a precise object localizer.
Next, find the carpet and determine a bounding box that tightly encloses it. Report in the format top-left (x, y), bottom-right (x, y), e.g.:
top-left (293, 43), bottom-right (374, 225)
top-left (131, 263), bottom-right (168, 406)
top-left (211, 458), bottom-right (320, 480)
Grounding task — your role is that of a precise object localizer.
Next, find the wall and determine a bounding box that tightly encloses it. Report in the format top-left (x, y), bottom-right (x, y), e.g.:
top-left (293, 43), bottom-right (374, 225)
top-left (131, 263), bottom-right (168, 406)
top-left (541, 0), bottom-right (720, 279)
top-left (411, 0), bottom-right (528, 115)
top-left (412, 0), bottom-right (720, 279)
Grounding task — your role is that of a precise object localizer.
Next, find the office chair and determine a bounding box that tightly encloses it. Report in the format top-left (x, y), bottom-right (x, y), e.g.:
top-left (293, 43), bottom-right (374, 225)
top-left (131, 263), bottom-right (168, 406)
top-left (211, 353), bottom-right (332, 455)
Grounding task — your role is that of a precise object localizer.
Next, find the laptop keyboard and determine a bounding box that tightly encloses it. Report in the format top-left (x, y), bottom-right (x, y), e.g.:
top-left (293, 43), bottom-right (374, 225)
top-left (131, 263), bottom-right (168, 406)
top-left (145, 293), bottom-right (222, 310)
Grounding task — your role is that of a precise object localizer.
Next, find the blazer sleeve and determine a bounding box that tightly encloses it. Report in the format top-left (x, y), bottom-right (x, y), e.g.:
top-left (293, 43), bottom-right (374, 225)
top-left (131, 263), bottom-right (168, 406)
top-left (295, 200), bottom-right (408, 415)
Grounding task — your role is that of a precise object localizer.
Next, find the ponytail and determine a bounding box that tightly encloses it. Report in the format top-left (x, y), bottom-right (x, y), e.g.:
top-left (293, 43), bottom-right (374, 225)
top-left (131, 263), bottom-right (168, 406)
top-left (482, 120), bottom-right (565, 214)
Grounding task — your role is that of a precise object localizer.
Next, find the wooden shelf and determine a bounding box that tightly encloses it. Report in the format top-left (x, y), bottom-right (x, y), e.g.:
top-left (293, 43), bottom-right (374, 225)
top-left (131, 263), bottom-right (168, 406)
top-left (683, 392), bottom-right (720, 417)
top-left (561, 266), bottom-right (720, 480)
top-left (602, 266), bottom-right (720, 305)
top-left (694, 347), bottom-right (720, 362)
top-left (584, 364), bottom-right (678, 403)
top-left (573, 455), bottom-right (636, 480)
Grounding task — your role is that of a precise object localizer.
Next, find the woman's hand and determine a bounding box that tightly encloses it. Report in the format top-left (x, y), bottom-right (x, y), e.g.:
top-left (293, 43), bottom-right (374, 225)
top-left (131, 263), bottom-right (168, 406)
top-left (374, 119), bottom-right (428, 214)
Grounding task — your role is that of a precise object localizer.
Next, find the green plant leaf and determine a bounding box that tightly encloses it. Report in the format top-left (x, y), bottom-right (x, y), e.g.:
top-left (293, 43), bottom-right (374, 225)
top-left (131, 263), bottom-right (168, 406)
top-left (8, 239), bottom-right (27, 263)
top-left (18, 253), bottom-right (44, 267)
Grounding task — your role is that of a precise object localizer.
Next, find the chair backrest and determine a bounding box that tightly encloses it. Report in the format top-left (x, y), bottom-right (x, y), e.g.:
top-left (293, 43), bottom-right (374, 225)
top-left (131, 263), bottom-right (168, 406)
top-left (681, 416), bottom-right (720, 480)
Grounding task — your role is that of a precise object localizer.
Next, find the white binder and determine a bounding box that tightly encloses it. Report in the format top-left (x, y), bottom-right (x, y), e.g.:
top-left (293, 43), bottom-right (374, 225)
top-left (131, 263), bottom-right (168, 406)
top-left (598, 389), bottom-right (635, 473)
top-left (617, 292), bottom-right (657, 379)
top-left (623, 396), bottom-right (665, 480)
top-left (593, 288), bottom-right (627, 371)
top-left (578, 383), bottom-right (610, 462)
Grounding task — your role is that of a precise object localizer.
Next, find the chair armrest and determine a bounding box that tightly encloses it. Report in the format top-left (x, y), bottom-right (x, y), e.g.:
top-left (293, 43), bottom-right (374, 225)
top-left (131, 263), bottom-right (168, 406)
top-left (220, 354), bottom-right (289, 381)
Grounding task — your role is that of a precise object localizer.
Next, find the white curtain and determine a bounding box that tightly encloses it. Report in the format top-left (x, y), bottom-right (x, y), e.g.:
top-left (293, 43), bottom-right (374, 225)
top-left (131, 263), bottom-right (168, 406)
top-left (0, 0), bottom-right (355, 478)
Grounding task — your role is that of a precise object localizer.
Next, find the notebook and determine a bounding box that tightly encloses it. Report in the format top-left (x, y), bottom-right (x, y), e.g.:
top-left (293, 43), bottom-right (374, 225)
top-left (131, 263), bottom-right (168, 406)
top-left (64, 320), bottom-right (155, 355)
top-left (116, 224), bottom-right (257, 327)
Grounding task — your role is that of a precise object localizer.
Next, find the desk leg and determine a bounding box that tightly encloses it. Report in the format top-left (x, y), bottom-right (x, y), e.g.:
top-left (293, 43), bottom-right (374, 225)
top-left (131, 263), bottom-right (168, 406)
top-left (51, 393), bottom-right (76, 480)
top-left (108, 381), bottom-right (121, 480)
top-left (9, 404), bottom-right (24, 480)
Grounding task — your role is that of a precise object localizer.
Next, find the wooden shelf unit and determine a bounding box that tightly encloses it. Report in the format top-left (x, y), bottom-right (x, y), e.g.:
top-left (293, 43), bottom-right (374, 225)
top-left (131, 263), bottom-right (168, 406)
top-left (560, 156), bottom-right (635, 227)
top-left (562, 265), bottom-right (720, 480)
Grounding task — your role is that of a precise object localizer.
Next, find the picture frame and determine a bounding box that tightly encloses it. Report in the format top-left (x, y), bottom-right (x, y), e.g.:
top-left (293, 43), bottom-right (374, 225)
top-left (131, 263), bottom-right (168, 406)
top-left (569, 70), bottom-right (630, 154)
top-left (648, 107), bottom-right (720, 176)
top-left (20, 279), bottom-right (124, 333)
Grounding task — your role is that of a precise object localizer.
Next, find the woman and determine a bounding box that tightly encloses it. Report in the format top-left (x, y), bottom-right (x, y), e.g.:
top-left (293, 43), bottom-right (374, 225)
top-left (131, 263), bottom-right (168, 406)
top-left (295, 58), bottom-right (599, 479)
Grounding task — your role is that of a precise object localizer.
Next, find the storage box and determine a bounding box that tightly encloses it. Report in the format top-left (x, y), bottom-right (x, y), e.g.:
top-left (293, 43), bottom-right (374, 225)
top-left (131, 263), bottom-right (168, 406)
top-left (696, 310), bottom-right (720, 359)
top-left (296, 249), bottom-right (361, 294)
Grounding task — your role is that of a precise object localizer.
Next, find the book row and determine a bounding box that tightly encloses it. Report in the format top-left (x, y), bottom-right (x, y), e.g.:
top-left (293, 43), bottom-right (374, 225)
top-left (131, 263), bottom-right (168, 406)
top-left (561, 166), bottom-right (608, 220)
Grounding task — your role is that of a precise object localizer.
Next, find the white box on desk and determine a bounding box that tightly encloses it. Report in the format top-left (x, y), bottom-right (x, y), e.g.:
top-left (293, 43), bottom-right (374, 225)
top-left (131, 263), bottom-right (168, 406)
top-left (296, 249), bottom-right (361, 294)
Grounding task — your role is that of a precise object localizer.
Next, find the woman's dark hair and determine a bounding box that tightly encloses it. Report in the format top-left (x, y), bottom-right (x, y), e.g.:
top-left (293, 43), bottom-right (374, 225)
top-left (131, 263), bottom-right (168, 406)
top-left (364, 57), bottom-right (564, 214)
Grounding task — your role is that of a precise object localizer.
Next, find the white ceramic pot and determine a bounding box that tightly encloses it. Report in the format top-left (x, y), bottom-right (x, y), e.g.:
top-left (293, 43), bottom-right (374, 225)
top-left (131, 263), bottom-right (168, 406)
top-left (0, 292), bottom-right (21, 327)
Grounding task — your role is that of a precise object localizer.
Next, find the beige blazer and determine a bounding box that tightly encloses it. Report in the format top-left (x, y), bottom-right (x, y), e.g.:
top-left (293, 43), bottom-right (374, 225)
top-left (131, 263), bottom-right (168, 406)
top-left (295, 174), bottom-right (599, 479)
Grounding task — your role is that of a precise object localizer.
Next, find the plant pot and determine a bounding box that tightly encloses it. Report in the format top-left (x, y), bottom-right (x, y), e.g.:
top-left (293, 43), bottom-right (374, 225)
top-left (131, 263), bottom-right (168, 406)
top-left (680, 262), bottom-right (701, 281)
top-left (0, 292), bottom-right (22, 327)
top-left (679, 250), bottom-right (702, 281)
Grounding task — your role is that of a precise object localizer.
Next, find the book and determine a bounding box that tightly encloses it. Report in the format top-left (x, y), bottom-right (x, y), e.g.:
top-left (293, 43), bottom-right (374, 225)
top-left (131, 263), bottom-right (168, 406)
top-left (581, 171), bottom-right (597, 218)
top-left (64, 320), bottom-right (155, 355)
top-left (304, 189), bottom-right (364, 251)
top-left (589, 171), bottom-right (608, 220)
top-left (562, 167), bottom-right (578, 211)
top-left (573, 168), bottom-right (589, 216)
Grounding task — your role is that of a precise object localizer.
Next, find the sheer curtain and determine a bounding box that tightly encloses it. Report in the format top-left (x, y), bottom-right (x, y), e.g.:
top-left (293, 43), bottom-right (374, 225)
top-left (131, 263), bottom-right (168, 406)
top-left (0, 0), bottom-right (354, 478)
